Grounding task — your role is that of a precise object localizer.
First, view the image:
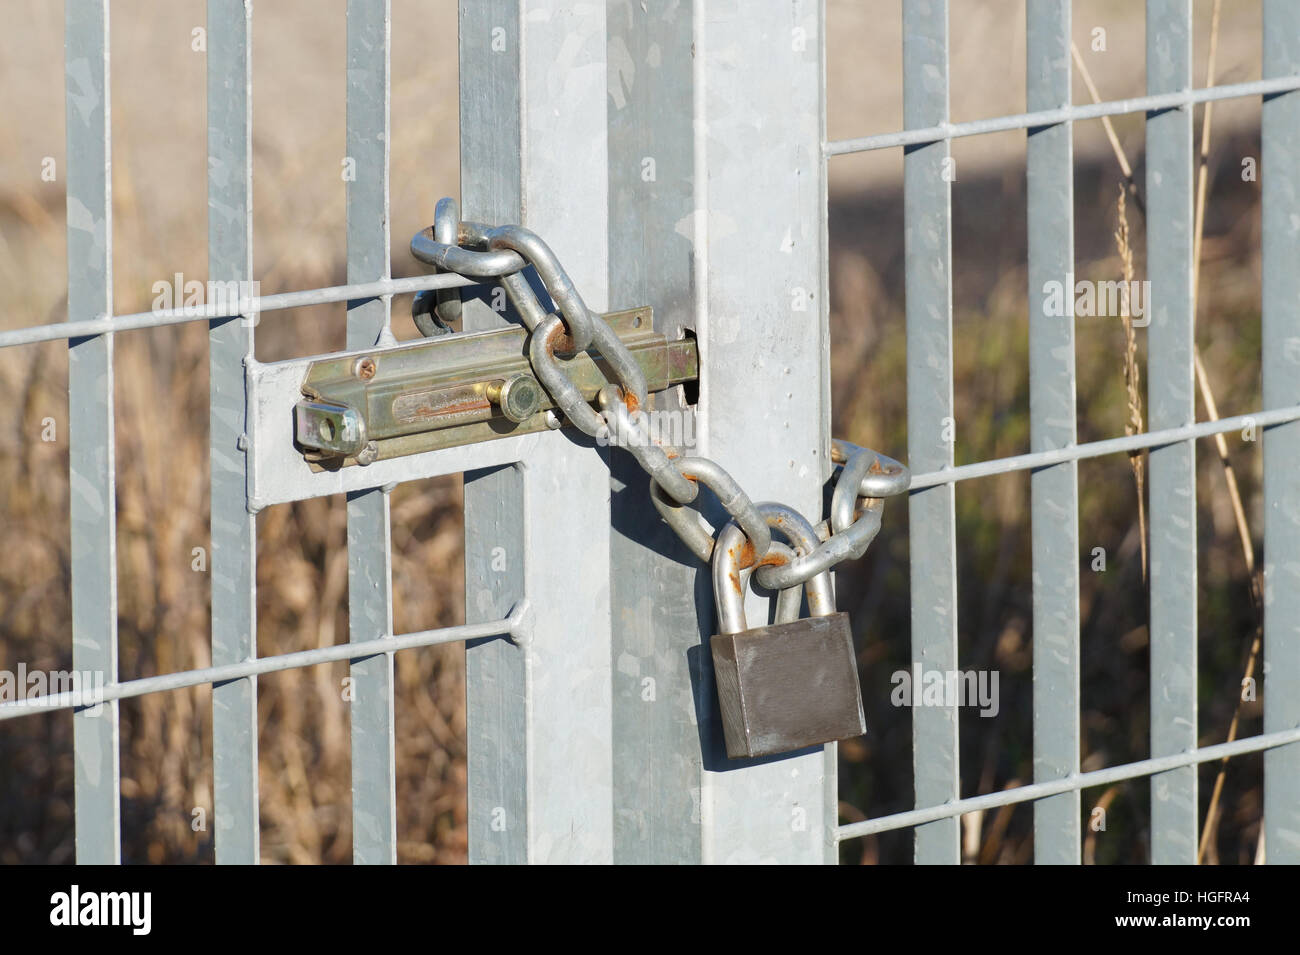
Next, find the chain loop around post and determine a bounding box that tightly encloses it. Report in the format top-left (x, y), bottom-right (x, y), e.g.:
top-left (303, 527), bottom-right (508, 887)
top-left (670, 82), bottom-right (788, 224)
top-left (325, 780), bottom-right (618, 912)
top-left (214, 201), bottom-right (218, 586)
top-left (481, 224), bottom-right (597, 352)
top-left (410, 226), bottom-right (525, 276)
top-left (432, 198), bottom-right (464, 326)
top-left (410, 200), bottom-right (911, 594)
top-left (831, 439), bottom-right (910, 499)
top-left (830, 446), bottom-right (879, 538)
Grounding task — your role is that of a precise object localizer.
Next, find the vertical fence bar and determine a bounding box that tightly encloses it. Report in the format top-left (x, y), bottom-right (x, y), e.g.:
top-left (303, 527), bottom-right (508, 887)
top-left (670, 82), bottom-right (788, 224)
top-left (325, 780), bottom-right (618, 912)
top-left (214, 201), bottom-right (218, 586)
top-left (1026, 0), bottom-right (1081, 864)
top-left (903, 0), bottom-right (960, 864)
top-left (606, 1), bottom-right (704, 864)
top-left (1144, 0), bottom-right (1197, 865)
top-left (208, 0), bottom-right (259, 864)
top-left (460, 0), bottom-right (615, 863)
top-left (459, 0), bottom-right (527, 865)
top-left (692, 0), bottom-right (831, 864)
top-left (345, 0), bottom-right (396, 865)
top-left (1261, 0), bottom-right (1300, 864)
top-left (65, 0), bottom-right (120, 863)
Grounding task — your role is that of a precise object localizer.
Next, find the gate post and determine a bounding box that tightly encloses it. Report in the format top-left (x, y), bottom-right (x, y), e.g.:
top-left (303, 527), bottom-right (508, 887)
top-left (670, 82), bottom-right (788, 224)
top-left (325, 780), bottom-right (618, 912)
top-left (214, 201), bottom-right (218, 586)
top-left (458, 0), bottom-right (615, 864)
top-left (607, 0), bottom-right (834, 863)
top-left (1261, 0), bottom-right (1300, 865)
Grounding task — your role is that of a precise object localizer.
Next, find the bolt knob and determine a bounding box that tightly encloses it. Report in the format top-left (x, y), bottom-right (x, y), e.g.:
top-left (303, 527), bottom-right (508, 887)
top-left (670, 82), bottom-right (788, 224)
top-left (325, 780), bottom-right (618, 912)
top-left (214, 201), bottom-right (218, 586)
top-left (490, 374), bottom-right (544, 423)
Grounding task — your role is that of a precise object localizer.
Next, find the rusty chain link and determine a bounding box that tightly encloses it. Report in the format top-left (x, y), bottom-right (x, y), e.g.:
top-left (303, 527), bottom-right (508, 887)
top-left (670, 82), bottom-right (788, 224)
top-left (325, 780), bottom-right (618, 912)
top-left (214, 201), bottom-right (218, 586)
top-left (410, 202), bottom-right (910, 593)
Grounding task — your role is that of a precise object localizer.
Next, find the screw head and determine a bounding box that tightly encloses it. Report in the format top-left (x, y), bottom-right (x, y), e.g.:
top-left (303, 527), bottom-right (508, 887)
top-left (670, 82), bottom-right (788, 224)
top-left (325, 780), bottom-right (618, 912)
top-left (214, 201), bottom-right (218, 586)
top-left (356, 441), bottom-right (379, 466)
top-left (354, 357), bottom-right (377, 380)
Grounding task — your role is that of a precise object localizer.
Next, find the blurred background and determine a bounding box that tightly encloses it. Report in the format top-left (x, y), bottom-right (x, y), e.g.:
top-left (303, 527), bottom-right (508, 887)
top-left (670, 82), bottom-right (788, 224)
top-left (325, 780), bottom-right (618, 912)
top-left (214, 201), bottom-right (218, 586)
top-left (0, 0), bottom-right (1271, 863)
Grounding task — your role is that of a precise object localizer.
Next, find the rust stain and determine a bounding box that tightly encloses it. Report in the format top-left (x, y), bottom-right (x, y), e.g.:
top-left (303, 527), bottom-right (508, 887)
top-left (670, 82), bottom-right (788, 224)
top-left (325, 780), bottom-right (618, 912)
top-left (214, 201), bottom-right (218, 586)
top-left (401, 396), bottom-right (491, 419)
top-left (622, 388), bottom-right (640, 414)
top-left (545, 322), bottom-right (576, 355)
top-left (755, 551), bottom-right (790, 569)
top-left (736, 539), bottom-right (756, 570)
top-left (437, 398), bottom-right (491, 416)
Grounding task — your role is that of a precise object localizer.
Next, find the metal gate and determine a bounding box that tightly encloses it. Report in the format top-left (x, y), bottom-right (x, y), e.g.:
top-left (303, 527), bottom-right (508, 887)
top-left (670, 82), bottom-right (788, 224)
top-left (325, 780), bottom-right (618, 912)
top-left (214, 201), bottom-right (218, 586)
top-left (1, 0), bottom-right (1298, 864)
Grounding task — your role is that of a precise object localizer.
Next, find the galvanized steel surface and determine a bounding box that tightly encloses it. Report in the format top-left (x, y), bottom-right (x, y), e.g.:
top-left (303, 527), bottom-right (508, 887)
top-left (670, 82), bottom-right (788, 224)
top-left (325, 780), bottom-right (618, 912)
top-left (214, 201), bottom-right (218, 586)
top-left (1026, 0), bottom-right (1082, 865)
top-left (1260, 0), bottom-right (1300, 864)
top-left (65, 0), bottom-right (120, 865)
top-left (6, 0), bottom-right (1297, 865)
top-left (1145, 0), bottom-right (1199, 866)
top-left (405, 201), bottom-right (907, 601)
top-left (344, 0), bottom-right (398, 866)
top-left (458, 0), bottom-right (615, 864)
top-left (206, 0), bottom-right (259, 866)
top-left (902, 0), bottom-right (962, 866)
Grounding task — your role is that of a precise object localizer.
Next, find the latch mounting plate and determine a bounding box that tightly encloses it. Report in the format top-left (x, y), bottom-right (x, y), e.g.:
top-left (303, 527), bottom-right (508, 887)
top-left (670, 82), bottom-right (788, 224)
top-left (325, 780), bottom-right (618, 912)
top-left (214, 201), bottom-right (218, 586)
top-left (293, 307), bottom-right (696, 469)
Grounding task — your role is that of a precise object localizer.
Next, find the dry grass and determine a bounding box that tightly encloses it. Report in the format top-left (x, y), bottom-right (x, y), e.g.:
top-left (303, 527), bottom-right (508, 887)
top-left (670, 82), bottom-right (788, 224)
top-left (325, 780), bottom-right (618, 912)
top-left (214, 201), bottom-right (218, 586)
top-left (1113, 185), bottom-right (1148, 581)
top-left (0, 0), bottom-right (469, 865)
top-left (0, 265), bottom-right (470, 863)
top-left (0, 0), bottom-right (1277, 864)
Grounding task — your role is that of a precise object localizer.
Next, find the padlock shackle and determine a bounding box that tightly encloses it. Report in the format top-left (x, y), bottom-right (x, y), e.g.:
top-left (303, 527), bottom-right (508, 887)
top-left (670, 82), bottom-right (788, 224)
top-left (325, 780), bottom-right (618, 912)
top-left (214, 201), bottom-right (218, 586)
top-left (754, 502), bottom-right (836, 617)
top-left (712, 523), bottom-right (802, 634)
top-left (711, 504), bottom-right (836, 633)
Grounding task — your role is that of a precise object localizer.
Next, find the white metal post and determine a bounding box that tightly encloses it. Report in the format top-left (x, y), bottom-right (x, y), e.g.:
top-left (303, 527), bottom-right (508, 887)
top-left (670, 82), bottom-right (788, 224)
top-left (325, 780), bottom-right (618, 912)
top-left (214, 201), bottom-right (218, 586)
top-left (459, 0), bottom-right (615, 864)
top-left (608, 0), bottom-right (834, 864)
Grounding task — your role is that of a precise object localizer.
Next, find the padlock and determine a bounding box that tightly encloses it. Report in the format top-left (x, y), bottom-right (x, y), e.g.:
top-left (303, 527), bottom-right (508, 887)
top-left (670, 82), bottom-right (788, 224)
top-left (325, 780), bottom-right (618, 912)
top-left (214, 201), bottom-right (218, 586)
top-left (710, 512), bottom-right (867, 760)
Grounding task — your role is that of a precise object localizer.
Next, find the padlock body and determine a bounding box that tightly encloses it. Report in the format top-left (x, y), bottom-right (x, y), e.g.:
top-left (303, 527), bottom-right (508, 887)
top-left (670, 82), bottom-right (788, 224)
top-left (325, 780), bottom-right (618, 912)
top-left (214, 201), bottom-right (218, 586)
top-left (711, 611), bottom-right (866, 759)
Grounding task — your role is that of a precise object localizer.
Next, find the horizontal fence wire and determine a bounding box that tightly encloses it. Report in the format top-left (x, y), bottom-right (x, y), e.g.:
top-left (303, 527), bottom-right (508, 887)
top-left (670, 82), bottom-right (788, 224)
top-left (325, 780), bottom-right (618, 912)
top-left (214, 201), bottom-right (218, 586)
top-left (835, 725), bottom-right (1300, 842)
top-left (9, 79), bottom-right (1293, 352)
top-left (0, 616), bottom-right (517, 722)
top-left (830, 1), bottom-right (1300, 863)
top-left (908, 406), bottom-right (1300, 489)
top-left (825, 74), bottom-right (1300, 155)
top-left (0, 273), bottom-right (476, 349)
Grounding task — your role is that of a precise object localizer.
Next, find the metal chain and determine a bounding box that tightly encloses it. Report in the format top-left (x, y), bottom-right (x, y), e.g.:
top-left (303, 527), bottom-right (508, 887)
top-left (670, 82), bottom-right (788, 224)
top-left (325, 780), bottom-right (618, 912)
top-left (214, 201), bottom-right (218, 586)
top-left (410, 204), bottom-right (911, 590)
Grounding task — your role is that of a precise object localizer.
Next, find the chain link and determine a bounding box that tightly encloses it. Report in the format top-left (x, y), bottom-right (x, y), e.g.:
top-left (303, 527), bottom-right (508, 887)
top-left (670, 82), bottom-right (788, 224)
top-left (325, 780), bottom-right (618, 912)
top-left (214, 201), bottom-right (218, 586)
top-left (409, 204), bottom-right (911, 591)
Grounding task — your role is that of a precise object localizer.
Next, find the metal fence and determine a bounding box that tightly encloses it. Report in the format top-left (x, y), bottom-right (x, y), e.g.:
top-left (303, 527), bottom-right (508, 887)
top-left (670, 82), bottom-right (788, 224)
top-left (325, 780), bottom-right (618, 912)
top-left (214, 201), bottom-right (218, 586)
top-left (2, 0), bottom-right (1298, 864)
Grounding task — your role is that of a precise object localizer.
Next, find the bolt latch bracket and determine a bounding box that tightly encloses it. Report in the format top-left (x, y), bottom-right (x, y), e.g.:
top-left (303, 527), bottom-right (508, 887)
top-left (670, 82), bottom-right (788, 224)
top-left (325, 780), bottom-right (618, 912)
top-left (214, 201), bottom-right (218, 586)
top-left (293, 307), bottom-right (696, 469)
